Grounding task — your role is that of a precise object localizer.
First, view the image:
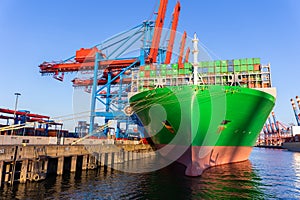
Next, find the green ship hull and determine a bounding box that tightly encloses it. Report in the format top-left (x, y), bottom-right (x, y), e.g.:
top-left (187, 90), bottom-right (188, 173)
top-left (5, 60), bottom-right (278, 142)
top-left (129, 85), bottom-right (275, 176)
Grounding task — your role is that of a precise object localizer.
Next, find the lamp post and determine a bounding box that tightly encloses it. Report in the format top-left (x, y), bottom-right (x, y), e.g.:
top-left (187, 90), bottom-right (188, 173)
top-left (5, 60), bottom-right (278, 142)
top-left (12, 93), bottom-right (21, 135)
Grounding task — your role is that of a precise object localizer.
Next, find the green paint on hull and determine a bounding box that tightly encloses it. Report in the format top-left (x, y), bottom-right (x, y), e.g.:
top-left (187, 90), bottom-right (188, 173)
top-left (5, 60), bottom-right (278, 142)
top-left (129, 85), bottom-right (275, 147)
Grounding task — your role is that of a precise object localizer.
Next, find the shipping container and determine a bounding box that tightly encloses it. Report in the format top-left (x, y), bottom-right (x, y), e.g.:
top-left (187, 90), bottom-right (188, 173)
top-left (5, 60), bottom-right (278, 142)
top-left (145, 70), bottom-right (150, 77)
top-left (247, 58), bottom-right (254, 65)
top-left (139, 71), bottom-right (145, 77)
top-left (145, 65), bottom-right (151, 70)
top-left (179, 69), bottom-right (185, 75)
top-left (234, 66), bottom-right (241, 72)
top-left (150, 64), bottom-right (156, 70)
top-left (215, 60), bottom-right (221, 67)
top-left (240, 59), bottom-right (247, 65)
top-left (208, 61), bottom-right (214, 67)
top-left (173, 69), bottom-right (178, 75)
top-left (172, 63), bottom-right (178, 69)
top-left (184, 63), bottom-right (192, 69)
top-left (221, 67), bottom-right (228, 73)
top-left (184, 69), bottom-right (191, 74)
top-left (161, 64), bottom-right (167, 70)
top-left (254, 64), bottom-right (260, 71)
top-left (248, 65), bottom-right (254, 71)
top-left (160, 70), bottom-right (166, 77)
top-left (221, 60), bottom-right (227, 67)
top-left (150, 70), bottom-right (156, 77)
top-left (253, 58), bottom-right (260, 64)
top-left (234, 59), bottom-right (241, 66)
top-left (241, 65), bottom-right (247, 72)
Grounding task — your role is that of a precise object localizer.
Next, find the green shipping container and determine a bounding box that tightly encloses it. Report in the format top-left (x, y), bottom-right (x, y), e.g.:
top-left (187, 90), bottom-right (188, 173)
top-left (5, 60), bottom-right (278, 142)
top-left (184, 69), bottom-right (191, 74)
top-left (215, 60), bottom-right (221, 67)
top-left (184, 63), bottom-right (192, 69)
top-left (234, 66), bottom-right (241, 72)
top-left (215, 67), bottom-right (221, 73)
top-left (160, 70), bottom-right (166, 77)
top-left (167, 70), bottom-right (173, 75)
top-left (179, 69), bottom-right (185, 75)
top-left (234, 59), bottom-right (241, 66)
top-left (248, 65), bottom-right (254, 71)
top-left (241, 65), bottom-right (247, 71)
top-left (173, 69), bottom-right (178, 75)
top-left (221, 60), bottom-right (227, 67)
top-left (221, 67), bottom-right (228, 73)
top-left (253, 58), bottom-right (261, 64)
top-left (240, 59), bottom-right (247, 65)
top-left (171, 63), bottom-right (178, 69)
top-left (160, 64), bottom-right (167, 70)
top-left (150, 71), bottom-right (156, 77)
top-left (139, 71), bottom-right (145, 77)
top-left (208, 61), bottom-right (214, 67)
top-left (247, 58), bottom-right (254, 65)
top-left (144, 65), bottom-right (151, 70)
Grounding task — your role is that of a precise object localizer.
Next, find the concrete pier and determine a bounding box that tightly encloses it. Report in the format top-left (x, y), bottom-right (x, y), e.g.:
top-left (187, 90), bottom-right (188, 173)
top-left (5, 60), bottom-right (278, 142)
top-left (0, 142), bottom-right (154, 186)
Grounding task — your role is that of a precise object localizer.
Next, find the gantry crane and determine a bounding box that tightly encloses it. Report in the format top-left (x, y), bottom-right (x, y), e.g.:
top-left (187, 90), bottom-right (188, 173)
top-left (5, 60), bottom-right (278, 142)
top-left (260, 112), bottom-right (291, 146)
top-left (290, 96), bottom-right (300, 126)
top-left (39, 0), bottom-right (191, 138)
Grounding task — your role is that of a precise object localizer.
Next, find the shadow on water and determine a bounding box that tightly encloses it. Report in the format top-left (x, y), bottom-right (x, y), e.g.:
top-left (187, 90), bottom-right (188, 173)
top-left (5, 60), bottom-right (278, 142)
top-left (0, 156), bottom-right (268, 200)
top-left (137, 159), bottom-right (266, 200)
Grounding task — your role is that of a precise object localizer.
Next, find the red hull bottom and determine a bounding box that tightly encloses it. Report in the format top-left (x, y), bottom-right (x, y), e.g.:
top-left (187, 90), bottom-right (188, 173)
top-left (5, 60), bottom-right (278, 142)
top-left (156, 145), bottom-right (253, 176)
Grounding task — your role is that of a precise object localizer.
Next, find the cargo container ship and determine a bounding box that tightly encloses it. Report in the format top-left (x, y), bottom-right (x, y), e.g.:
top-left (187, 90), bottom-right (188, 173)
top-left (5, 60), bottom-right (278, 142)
top-left (128, 35), bottom-right (276, 176)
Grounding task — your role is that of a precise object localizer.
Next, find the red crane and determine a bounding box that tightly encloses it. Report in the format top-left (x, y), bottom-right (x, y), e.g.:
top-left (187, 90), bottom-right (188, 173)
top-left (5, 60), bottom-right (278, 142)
top-left (164, 1), bottom-right (181, 64)
top-left (147, 0), bottom-right (168, 63)
top-left (184, 47), bottom-right (190, 63)
top-left (0, 108), bottom-right (50, 119)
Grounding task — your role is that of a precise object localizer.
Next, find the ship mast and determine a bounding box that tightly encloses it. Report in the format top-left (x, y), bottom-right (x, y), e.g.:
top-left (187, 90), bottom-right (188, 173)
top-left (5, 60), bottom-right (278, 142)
top-left (192, 33), bottom-right (199, 85)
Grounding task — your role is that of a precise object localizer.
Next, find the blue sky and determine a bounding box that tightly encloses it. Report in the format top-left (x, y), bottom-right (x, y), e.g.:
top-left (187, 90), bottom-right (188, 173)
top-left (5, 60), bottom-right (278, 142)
top-left (0, 0), bottom-right (300, 130)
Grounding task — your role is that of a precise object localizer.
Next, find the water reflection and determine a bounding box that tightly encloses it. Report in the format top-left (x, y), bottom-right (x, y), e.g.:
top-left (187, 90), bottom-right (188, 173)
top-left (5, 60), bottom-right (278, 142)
top-left (138, 159), bottom-right (264, 199)
top-left (1, 150), bottom-right (300, 199)
top-left (293, 152), bottom-right (300, 193)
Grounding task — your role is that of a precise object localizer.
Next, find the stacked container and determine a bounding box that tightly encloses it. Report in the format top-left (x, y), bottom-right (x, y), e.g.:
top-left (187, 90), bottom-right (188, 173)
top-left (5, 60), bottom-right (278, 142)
top-left (136, 58), bottom-right (270, 92)
top-left (197, 58), bottom-right (271, 89)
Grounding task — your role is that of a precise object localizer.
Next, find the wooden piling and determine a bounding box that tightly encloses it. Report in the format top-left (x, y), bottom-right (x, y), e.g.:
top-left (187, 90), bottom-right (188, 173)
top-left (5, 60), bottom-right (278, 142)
top-left (0, 161), bottom-right (3, 187)
top-left (82, 155), bottom-right (88, 170)
top-left (19, 160), bottom-right (28, 183)
top-left (71, 156), bottom-right (77, 172)
top-left (57, 157), bottom-right (64, 175)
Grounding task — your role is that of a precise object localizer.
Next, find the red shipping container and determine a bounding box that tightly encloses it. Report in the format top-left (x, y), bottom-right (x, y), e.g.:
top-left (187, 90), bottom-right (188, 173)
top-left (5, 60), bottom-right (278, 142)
top-left (150, 64), bottom-right (156, 70)
top-left (254, 64), bottom-right (261, 71)
top-left (144, 71), bottom-right (150, 77)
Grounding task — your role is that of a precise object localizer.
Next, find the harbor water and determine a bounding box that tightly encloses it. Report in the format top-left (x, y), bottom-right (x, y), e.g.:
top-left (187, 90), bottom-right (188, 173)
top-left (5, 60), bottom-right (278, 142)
top-left (0, 148), bottom-right (300, 199)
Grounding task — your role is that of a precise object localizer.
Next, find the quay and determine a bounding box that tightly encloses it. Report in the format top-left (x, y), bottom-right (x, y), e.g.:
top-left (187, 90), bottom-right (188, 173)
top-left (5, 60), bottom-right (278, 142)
top-left (0, 136), bottom-right (155, 186)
